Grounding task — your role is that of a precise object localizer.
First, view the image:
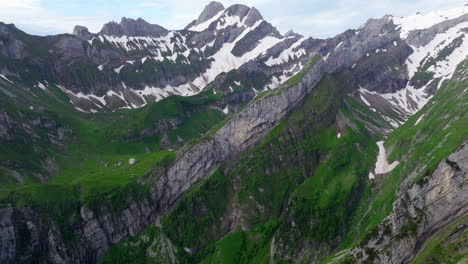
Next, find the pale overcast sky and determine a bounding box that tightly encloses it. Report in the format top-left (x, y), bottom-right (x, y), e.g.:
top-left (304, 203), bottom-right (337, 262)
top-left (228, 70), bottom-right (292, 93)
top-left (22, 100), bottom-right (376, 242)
top-left (0, 0), bottom-right (466, 38)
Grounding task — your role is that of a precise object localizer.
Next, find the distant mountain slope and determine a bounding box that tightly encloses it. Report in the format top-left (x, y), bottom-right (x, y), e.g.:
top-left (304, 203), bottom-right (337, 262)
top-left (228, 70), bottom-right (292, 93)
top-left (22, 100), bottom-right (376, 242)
top-left (0, 2), bottom-right (319, 112)
top-left (1, 2), bottom-right (466, 119)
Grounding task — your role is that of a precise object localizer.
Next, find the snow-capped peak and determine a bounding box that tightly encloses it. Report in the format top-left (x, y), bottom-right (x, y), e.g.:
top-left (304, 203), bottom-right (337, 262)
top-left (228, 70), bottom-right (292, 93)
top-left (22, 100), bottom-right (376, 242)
top-left (189, 9), bottom-right (225, 32)
top-left (392, 5), bottom-right (468, 39)
top-left (188, 4), bottom-right (263, 32)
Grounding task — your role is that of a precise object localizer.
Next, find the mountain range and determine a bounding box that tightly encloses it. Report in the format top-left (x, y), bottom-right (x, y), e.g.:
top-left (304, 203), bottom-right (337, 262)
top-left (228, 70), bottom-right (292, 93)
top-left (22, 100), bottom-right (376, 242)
top-left (0, 1), bottom-right (466, 263)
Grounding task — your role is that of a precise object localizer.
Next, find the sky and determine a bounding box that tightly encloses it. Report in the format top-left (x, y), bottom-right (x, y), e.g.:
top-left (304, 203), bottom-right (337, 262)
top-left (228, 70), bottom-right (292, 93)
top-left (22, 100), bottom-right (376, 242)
top-left (0, 0), bottom-right (466, 38)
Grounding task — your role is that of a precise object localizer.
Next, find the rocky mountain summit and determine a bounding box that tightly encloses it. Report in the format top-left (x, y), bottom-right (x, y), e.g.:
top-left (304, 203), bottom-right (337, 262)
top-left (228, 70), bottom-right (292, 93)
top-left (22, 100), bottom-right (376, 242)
top-left (0, 2), bottom-right (467, 264)
top-left (0, 1), bottom-right (316, 112)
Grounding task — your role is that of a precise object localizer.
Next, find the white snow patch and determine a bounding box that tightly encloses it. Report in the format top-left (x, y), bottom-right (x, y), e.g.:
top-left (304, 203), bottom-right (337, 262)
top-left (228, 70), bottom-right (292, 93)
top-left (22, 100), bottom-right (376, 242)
top-left (375, 141), bottom-right (400, 174)
top-left (382, 116), bottom-right (401, 128)
top-left (170, 20), bottom-right (281, 97)
top-left (265, 37), bottom-right (306, 66)
top-left (337, 133), bottom-right (341, 139)
top-left (189, 10), bottom-right (225, 32)
top-left (357, 19), bottom-right (468, 121)
top-left (252, 87), bottom-right (259, 95)
top-left (359, 87), bottom-right (375, 106)
top-left (106, 90), bottom-right (126, 102)
top-left (368, 172), bottom-right (375, 180)
top-left (216, 15), bottom-right (242, 30)
top-left (223, 105), bottom-right (229, 114)
top-left (37, 82), bottom-right (47, 90)
top-left (414, 114), bottom-right (425, 126)
top-left (334, 41), bottom-right (344, 51)
top-left (381, 21), bottom-right (468, 117)
top-left (0, 74), bottom-right (12, 83)
top-left (392, 5), bottom-right (468, 39)
top-left (360, 94), bottom-right (371, 106)
top-left (74, 106), bottom-right (88, 113)
top-left (405, 22), bottom-right (468, 80)
top-left (114, 65), bottom-right (125, 74)
top-left (59, 85), bottom-right (109, 110)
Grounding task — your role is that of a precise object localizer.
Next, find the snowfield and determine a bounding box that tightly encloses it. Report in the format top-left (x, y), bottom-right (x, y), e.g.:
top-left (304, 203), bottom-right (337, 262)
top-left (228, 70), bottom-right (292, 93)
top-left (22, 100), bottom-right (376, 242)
top-left (374, 141), bottom-right (400, 174)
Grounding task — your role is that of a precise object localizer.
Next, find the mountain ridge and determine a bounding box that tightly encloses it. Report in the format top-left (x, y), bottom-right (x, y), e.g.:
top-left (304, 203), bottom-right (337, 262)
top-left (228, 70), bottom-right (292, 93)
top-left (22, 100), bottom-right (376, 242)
top-left (0, 1), bottom-right (316, 113)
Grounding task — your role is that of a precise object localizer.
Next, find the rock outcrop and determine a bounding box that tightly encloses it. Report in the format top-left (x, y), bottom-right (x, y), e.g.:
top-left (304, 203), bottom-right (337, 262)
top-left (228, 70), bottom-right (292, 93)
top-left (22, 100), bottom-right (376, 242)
top-left (0, 199), bottom-right (157, 263)
top-left (73, 26), bottom-right (94, 41)
top-left (192, 1), bottom-right (225, 26)
top-left (99, 17), bottom-right (168, 37)
top-left (348, 143), bottom-right (468, 263)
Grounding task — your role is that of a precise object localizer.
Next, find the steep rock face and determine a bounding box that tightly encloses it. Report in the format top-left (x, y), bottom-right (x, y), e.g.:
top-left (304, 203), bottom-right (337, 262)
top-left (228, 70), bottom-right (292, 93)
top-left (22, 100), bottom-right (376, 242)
top-left (348, 143), bottom-right (467, 263)
top-left (73, 26), bottom-right (93, 41)
top-left (0, 110), bottom-right (16, 140)
top-left (99, 18), bottom-right (168, 37)
top-left (0, 206), bottom-right (52, 263)
top-left (0, 23), bottom-right (27, 59)
top-left (143, 57), bottom-right (326, 206)
top-left (0, 107), bottom-right (40, 143)
top-left (75, 200), bottom-right (157, 262)
top-left (231, 21), bottom-right (282, 57)
top-left (188, 1), bottom-right (225, 27)
top-left (325, 16), bottom-right (414, 97)
top-left (141, 13), bottom-right (409, 230)
top-left (0, 199), bottom-right (157, 263)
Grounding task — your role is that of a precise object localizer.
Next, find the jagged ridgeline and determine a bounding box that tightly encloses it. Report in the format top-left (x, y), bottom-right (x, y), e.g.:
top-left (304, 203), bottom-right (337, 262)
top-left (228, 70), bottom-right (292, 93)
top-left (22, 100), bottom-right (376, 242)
top-left (0, 1), bottom-right (467, 264)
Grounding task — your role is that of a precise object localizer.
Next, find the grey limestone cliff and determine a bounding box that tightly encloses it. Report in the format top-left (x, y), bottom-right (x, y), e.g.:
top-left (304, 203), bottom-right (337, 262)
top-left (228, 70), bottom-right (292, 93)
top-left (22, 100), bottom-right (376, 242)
top-left (348, 143), bottom-right (467, 263)
top-left (99, 17), bottom-right (168, 37)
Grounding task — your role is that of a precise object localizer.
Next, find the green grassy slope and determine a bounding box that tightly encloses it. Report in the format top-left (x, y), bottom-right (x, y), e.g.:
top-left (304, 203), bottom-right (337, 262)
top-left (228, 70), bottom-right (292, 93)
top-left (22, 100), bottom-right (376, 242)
top-left (101, 59), bottom-right (467, 264)
top-left (100, 72), bottom-right (394, 263)
top-left (0, 77), bottom-right (240, 245)
top-left (325, 59), bottom-right (468, 264)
